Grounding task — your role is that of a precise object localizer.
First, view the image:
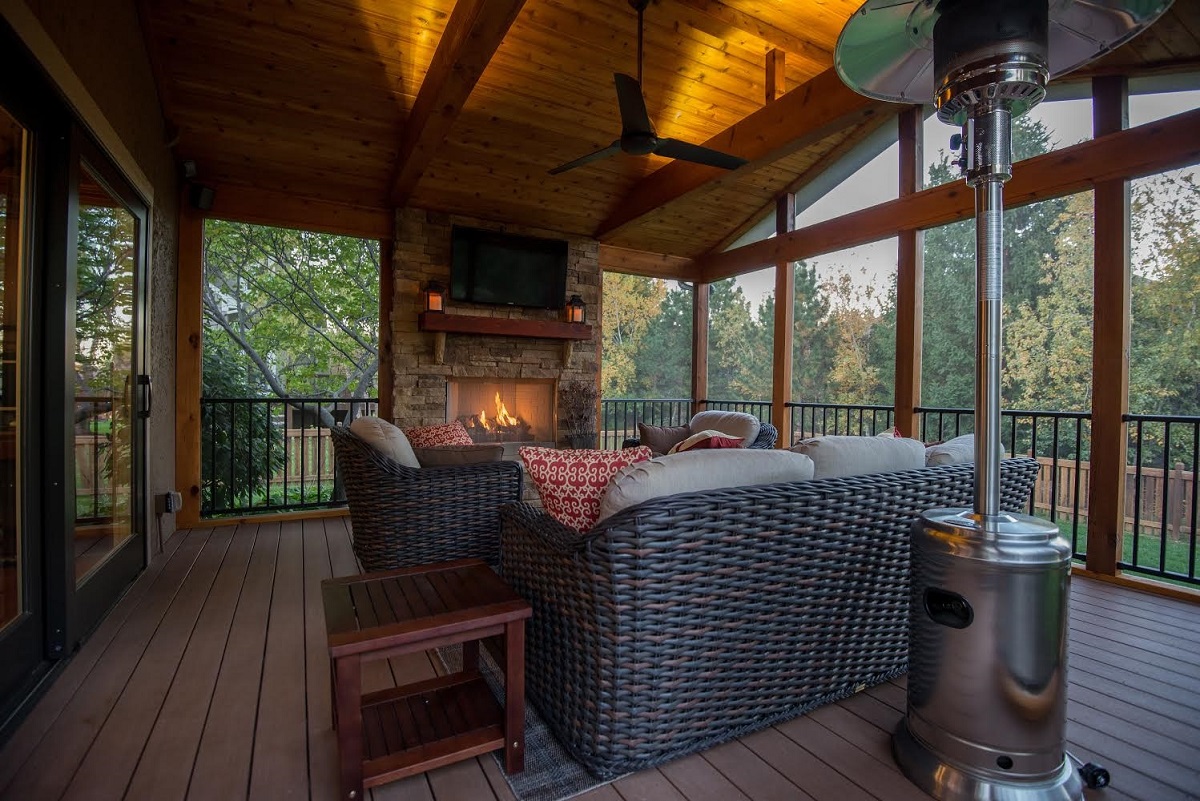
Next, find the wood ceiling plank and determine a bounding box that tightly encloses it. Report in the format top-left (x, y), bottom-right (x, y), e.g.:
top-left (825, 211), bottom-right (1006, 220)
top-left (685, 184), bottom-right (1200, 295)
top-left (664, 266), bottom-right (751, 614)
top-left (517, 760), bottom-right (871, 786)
top-left (598, 244), bottom-right (695, 279)
top-left (695, 106), bottom-right (1200, 281)
top-left (205, 184), bottom-right (392, 240)
top-left (390, 0), bottom-right (529, 205)
top-left (596, 67), bottom-right (882, 238)
top-left (671, 0), bottom-right (833, 68)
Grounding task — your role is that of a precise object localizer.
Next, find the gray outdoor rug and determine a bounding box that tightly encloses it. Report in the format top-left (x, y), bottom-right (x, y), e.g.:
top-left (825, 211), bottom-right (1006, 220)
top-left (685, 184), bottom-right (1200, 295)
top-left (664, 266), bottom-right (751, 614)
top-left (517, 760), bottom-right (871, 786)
top-left (436, 643), bottom-right (626, 801)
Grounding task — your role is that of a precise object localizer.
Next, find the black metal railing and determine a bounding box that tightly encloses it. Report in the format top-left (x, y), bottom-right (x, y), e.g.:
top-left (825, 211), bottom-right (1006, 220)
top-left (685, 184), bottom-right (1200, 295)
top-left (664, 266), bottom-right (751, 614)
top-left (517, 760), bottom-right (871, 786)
top-left (700, 399), bottom-right (772, 423)
top-left (787, 402), bottom-right (895, 444)
top-left (599, 398), bottom-right (692, 450)
top-left (200, 396), bottom-right (378, 517)
top-left (75, 394), bottom-right (115, 524)
top-left (1123, 414), bottom-right (1198, 586)
top-left (917, 406), bottom-right (1093, 559)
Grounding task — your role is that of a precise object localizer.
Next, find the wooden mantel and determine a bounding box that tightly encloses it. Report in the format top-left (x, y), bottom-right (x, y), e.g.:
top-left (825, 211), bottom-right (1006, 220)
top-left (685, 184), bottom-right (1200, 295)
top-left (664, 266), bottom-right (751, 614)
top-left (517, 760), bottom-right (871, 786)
top-left (417, 312), bottom-right (593, 341)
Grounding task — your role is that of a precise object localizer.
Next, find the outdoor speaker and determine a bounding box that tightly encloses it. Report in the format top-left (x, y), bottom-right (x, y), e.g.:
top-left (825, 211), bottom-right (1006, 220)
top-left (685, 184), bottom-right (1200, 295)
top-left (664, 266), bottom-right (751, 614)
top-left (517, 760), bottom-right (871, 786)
top-left (189, 183), bottom-right (215, 211)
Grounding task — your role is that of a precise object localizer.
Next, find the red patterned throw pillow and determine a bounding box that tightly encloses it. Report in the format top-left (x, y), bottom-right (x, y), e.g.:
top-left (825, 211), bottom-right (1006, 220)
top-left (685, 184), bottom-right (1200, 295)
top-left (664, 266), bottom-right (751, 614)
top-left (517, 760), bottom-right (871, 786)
top-left (520, 446), bottom-right (653, 532)
top-left (403, 421), bottom-right (473, 448)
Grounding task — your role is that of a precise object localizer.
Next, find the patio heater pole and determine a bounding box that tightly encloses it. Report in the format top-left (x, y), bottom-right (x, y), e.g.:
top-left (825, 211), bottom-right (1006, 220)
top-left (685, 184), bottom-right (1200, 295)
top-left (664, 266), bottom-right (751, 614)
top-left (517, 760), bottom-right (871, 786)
top-left (835, 2), bottom-right (1172, 799)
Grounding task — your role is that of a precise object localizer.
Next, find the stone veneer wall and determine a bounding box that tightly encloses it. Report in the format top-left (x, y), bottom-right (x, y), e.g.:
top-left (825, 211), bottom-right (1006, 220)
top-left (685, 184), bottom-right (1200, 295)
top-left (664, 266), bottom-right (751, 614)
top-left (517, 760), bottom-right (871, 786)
top-left (391, 208), bottom-right (601, 446)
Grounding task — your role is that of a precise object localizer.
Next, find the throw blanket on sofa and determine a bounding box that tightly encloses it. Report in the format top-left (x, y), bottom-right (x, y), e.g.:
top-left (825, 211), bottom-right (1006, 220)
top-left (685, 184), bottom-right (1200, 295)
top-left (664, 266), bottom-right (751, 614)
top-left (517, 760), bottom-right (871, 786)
top-left (500, 458), bottom-right (1040, 777)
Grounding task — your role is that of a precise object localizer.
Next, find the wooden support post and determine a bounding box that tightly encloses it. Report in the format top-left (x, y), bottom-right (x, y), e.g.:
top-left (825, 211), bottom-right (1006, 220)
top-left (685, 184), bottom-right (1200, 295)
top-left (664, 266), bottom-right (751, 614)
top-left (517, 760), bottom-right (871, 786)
top-left (771, 194), bottom-right (795, 446)
top-left (765, 49), bottom-right (786, 103)
top-left (691, 282), bottom-right (709, 416)
top-left (378, 237), bottom-right (395, 422)
top-left (174, 196), bottom-right (204, 529)
top-left (895, 108), bottom-right (924, 437)
top-left (1087, 75), bottom-right (1131, 576)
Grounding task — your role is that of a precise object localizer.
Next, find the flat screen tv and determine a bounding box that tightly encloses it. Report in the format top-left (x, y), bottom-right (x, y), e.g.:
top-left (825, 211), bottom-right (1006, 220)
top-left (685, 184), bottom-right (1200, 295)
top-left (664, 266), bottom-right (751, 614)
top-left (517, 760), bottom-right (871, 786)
top-left (450, 226), bottom-right (568, 310)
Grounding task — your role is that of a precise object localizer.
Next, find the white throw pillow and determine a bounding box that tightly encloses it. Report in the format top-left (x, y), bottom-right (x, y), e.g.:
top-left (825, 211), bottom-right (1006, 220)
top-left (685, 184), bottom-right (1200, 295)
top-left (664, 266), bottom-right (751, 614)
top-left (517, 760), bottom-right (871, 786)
top-left (598, 449), bottom-right (814, 521)
top-left (791, 434), bottom-right (925, 479)
top-left (924, 433), bottom-right (1009, 465)
top-left (349, 417), bottom-right (421, 468)
top-left (688, 410), bottom-right (761, 447)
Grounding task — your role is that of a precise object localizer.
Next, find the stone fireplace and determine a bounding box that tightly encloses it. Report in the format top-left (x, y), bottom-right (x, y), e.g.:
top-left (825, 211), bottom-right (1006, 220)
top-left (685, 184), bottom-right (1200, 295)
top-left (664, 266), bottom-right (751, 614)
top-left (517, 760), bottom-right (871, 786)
top-left (447, 378), bottom-right (556, 445)
top-left (389, 209), bottom-right (601, 447)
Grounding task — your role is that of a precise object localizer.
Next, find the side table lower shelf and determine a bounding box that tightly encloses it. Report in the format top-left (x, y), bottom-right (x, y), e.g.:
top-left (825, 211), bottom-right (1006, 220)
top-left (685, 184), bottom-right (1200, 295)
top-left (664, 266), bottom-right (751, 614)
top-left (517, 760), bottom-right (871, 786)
top-left (360, 672), bottom-right (505, 789)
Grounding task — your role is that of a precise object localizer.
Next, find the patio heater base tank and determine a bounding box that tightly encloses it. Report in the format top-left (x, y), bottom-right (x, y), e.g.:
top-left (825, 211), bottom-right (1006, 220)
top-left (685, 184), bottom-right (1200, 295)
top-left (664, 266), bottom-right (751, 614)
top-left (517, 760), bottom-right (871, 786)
top-left (896, 508), bottom-right (1080, 801)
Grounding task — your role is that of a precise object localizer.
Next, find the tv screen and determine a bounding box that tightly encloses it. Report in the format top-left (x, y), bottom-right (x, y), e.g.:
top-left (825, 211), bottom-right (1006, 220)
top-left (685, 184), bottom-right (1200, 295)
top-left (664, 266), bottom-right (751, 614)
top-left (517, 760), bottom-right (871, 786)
top-left (450, 226), bottom-right (568, 310)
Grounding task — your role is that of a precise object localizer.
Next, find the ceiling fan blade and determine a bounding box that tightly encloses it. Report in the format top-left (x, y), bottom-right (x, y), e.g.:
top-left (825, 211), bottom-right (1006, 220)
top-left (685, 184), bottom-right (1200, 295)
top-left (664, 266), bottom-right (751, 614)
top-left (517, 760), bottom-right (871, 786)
top-left (614, 73), bottom-right (654, 136)
top-left (654, 138), bottom-right (748, 171)
top-left (548, 140), bottom-right (622, 175)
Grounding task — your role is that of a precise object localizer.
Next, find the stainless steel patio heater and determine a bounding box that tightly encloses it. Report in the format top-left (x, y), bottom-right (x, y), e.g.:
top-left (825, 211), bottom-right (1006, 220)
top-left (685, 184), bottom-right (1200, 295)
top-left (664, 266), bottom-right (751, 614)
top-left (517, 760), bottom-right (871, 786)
top-left (834, 2), bottom-right (1171, 799)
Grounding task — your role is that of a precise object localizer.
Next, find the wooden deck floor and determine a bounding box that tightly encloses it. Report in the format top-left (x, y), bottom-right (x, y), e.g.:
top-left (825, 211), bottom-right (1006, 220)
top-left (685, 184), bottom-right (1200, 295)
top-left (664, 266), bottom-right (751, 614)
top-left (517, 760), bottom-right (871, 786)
top-left (1, 520), bottom-right (1198, 801)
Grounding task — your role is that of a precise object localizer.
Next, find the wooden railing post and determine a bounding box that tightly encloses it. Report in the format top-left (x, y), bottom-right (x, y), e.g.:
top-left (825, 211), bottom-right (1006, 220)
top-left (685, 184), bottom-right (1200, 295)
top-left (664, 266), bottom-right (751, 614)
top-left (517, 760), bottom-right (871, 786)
top-left (772, 193), bottom-right (796, 446)
top-left (895, 108), bottom-right (924, 437)
top-left (1087, 75), bottom-right (1131, 575)
top-left (691, 282), bottom-right (709, 417)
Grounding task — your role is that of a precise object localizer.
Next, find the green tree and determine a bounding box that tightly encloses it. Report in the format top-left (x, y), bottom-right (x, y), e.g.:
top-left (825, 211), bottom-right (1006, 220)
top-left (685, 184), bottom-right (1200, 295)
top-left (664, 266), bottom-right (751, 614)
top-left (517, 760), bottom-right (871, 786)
top-left (600, 272), bottom-right (666, 397)
top-left (202, 220), bottom-right (380, 410)
top-left (200, 334), bottom-right (285, 513)
top-left (631, 282), bottom-right (693, 397)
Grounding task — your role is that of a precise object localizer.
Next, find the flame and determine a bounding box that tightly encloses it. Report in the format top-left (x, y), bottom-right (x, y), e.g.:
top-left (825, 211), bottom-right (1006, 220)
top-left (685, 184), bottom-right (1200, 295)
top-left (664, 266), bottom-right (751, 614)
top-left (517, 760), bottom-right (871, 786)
top-left (494, 392), bottom-right (520, 427)
top-left (479, 409), bottom-right (490, 431)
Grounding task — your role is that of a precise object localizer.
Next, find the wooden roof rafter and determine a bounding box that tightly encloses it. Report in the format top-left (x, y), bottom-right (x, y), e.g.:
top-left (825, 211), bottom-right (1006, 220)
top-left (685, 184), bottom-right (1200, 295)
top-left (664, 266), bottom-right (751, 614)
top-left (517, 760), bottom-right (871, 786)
top-left (671, 0), bottom-right (833, 72)
top-left (389, 0), bottom-right (528, 206)
top-left (594, 67), bottom-right (883, 240)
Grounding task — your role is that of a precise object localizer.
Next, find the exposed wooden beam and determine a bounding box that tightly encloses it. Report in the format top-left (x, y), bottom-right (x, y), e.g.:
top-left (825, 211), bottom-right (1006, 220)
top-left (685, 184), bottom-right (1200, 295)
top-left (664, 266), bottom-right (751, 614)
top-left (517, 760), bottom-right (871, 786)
top-left (894, 107), bottom-right (924, 439)
top-left (714, 111), bottom-right (898, 253)
top-left (673, 0), bottom-right (832, 68)
top-left (597, 68), bottom-right (881, 239)
top-left (389, 0), bottom-right (527, 206)
top-left (766, 49), bottom-right (786, 103)
top-left (205, 184), bottom-right (392, 240)
top-left (1087, 75), bottom-right (1131, 577)
top-left (771, 193), bottom-right (795, 446)
top-left (598, 244), bottom-right (697, 280)
top-left (697, 106), bottom-right (1200, 281)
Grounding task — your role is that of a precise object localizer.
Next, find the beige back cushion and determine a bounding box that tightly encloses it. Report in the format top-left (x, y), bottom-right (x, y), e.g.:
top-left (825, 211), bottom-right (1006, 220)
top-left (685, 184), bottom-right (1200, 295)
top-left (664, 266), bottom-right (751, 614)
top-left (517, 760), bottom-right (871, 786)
top-left (413, 444), bottom-right (503, 467)
top-left (598, 449), bottom-right (815, 521)
top-left (688, 410), bottom-right (760, 447)
top-left (926, 433), bottom-right (975, 466)
top-left (349, 417), bottom-right (421, 468)
top-left (637, 423), bottom-right (691, 455)
top-left (791, 434), bottom-right (925, 479)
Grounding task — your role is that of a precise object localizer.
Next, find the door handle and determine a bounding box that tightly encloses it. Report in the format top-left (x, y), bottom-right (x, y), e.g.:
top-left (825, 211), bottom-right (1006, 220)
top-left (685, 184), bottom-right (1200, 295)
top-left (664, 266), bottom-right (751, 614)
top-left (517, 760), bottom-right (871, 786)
top-left (137, 374), bottom-right (152, 419)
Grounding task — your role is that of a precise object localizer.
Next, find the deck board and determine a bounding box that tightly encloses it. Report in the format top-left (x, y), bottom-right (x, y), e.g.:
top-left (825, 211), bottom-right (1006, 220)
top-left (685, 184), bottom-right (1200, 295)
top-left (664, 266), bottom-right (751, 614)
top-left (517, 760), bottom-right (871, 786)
top-left (1, 522), bottom-right (1197, 801)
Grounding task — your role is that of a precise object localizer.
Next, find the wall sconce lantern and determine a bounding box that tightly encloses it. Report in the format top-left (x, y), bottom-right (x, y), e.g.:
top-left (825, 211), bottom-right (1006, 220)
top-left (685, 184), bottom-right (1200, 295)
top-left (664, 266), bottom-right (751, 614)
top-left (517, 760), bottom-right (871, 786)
top-left (423, 281), bottom-right (447, 313)
top-left (566, 294), bottom-right (586, 324)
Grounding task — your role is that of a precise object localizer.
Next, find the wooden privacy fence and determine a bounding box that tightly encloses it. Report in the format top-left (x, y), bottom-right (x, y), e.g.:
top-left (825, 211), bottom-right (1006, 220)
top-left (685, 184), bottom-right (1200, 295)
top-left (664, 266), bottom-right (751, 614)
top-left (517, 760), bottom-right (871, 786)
top-left (1032, 457), bottom-right (1195, 538)
top-left (277, 427), bottom-right (338, 484)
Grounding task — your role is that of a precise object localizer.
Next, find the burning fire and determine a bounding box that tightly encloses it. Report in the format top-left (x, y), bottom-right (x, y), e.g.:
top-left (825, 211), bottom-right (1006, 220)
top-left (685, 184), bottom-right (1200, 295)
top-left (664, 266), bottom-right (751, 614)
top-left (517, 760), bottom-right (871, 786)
top-left (479, 392), bottom-right (520, 431)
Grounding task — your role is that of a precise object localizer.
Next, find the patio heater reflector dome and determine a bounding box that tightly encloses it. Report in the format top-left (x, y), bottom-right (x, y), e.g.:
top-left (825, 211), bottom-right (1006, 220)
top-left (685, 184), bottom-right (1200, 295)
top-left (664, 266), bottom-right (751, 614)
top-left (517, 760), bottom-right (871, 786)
top-left (835, 2), bottom-right (1171, 800)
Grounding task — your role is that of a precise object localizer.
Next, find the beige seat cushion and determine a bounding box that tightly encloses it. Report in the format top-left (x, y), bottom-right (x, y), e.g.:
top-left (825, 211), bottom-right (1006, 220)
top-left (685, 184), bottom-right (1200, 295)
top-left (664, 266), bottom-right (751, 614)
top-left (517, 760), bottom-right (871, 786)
top-left (689, 410), bottom-right (760, 447)
top-left (598, 449), bottom-right (814, 521)
top-left (925, 433), bottom-right (1009, 465)
top-left (349, 417), bottom-right (421, 468)
top-left (791, 434), bottom-right (925, 479)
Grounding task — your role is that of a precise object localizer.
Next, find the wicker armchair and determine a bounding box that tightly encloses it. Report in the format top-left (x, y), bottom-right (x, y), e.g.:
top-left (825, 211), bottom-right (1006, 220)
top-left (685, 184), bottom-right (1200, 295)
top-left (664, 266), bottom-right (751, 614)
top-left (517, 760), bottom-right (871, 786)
top-left (622, 421), bottom-right (779, 451)
top-left (500, 458), bottom-right (1039, 778)
top-left (329, 426), bottom-right (522, 571)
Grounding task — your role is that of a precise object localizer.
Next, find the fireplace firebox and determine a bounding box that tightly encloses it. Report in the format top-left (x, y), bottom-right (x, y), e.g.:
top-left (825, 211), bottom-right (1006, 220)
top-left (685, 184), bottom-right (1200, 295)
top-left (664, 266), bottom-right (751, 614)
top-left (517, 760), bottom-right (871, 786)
top-left (446, 378), bottom-right (556, 446)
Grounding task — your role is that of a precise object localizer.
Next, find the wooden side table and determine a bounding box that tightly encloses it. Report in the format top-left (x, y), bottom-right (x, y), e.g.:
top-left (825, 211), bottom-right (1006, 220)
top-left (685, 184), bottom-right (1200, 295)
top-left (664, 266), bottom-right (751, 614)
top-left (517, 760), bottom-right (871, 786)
top-left (322, 558), bottom-right (532, 800)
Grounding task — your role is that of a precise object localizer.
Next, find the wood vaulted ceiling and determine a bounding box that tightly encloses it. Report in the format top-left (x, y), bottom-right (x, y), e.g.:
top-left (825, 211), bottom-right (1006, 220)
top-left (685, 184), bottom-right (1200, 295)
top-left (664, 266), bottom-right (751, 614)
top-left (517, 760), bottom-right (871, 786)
top-left (140, 1), bottom-right (1200, 259)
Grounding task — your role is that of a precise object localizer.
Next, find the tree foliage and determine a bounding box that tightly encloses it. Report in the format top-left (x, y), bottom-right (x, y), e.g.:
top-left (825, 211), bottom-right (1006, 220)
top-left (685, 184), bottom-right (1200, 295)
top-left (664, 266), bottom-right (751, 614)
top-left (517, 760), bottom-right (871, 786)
top-left (600, 114), bottom-right (1199, 442)
top-left (202, 220), bottom-right (380, 401)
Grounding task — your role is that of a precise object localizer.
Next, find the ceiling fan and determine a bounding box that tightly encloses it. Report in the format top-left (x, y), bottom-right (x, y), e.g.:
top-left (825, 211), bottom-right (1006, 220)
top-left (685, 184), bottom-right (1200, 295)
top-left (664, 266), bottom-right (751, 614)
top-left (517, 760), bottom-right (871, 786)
top-left (548, 0), bottom-right (749, 176)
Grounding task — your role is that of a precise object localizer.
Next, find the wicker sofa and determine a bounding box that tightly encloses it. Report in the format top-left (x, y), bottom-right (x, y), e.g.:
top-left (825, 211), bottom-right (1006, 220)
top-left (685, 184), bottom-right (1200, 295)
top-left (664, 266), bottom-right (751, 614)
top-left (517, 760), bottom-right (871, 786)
top-left (500, 457), bottom-right (1040, 778)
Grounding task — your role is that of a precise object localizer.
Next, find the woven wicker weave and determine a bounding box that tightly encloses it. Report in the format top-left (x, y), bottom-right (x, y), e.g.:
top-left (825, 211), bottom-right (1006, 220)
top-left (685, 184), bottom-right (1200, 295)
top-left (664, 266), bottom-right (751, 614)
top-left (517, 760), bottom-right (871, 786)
top-left (500, 457), bottom-right (1040, 777)
top-left (622, 421), bottom-right (779, 451)
top-left (330, 426), bottom-right (523, 571)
